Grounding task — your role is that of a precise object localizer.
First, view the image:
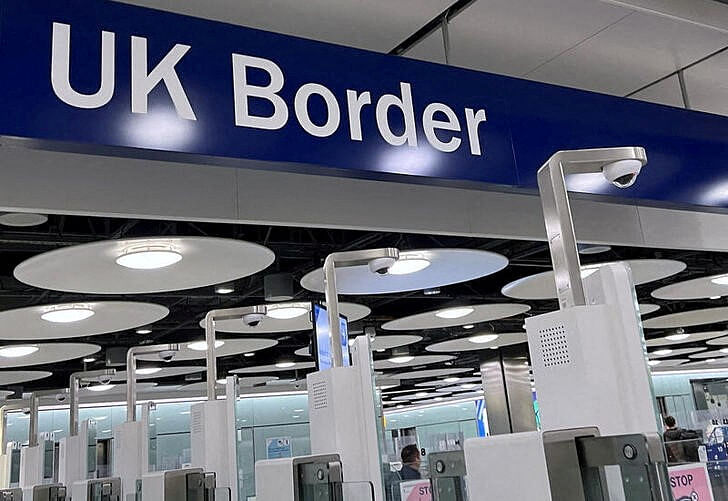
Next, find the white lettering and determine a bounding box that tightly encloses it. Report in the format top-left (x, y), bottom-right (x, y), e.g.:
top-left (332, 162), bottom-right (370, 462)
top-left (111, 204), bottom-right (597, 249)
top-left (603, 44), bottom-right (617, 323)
top-left (131, 36), bottom-right (196, 120)
top-left (51, 22), bottom-right (115, 109)
top-left (423, 103), bottom-right (461, 153)
top-left (465, 108), bottom-right (487, 156)
top-left (232, 54), bottom-right (289, 130)
top-left (375, 82), bottom-right (417, 147)
top-left (295, 83), bottom-right (340, 137)
top-left (346, 90), bottom-right (371, 141)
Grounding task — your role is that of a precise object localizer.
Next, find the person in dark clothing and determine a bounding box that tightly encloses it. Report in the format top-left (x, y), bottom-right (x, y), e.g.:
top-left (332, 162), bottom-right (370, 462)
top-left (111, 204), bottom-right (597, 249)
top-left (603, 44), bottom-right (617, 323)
top-left (663, 415), bottom-right (701, 463)
top-left (663, 416), bottom-right (683, 442)
top-left (400, 444), bottom-right (422, 480)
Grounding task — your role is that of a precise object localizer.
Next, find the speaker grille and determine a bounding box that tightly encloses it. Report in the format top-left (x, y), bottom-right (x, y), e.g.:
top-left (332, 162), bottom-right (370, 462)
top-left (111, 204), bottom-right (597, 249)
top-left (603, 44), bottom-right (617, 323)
top-left (311, 380), bottom-right (328, 410)
top-left (539, 324), bottom-right (571, 367)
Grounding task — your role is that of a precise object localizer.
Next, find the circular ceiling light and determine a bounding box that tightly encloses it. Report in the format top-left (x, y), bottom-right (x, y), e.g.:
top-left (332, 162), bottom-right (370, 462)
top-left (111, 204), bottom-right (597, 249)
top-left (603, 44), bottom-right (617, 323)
top-left (136, 328), bottom-right (152, 335)
top-left (275, 361), bottom-right (296, 369)
top-left (0, 213), bottom-right (48, 227)
top-left (713, 275), bottom-right (728, 286)
top-left (87, 384), bottom-right (115, 392)
top-left (41, 305), bottom-right (95, 323)
top-left (388, 254), bottom-right (431, 276)
top-left (388, 355), bottom-right (415, 364)
top-left (266, 303), bottom-right (309, 320)
top-left (187, 340), bottom-right (225, 352)
top-left (0, 345), bottom-right (39, 358)
top-left (468, 334), bottom-right (499, 344)
top-left (136, 367), bottom-right (162, 376)
top-left (463, 324), bottom-right (475, 330)
top-left (115, 245), bottom-right (182, 270)
top-left (665, 333), bottom-right (690, 342)
top-left (653, 349), bottom-right (673, 356)
top-left (435, 307), bottom-right (474, 320)
top-left (215, 285), bottom-right (235, 295)
top-left (83, 357), bottom-right (96, 363)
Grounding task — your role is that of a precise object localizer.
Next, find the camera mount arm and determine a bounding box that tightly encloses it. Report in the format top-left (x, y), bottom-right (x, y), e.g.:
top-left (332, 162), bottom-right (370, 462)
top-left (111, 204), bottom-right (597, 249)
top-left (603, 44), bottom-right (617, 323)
top-left (203, 305), bottom-right (267, 401)
top-left (68, 369), bottom-right (116, 437)
top-left (323, 248), bottom-right (399, 368)
top-left (126, 344), bottom-right (178, 422)
top-left (537, 147), bottom-right (647, 310)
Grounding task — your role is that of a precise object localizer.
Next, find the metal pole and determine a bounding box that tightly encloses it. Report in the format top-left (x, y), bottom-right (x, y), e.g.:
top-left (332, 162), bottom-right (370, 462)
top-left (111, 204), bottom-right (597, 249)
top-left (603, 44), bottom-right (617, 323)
top-left (323, 255), bottom-right (344, 368)
top-left (126, 345), bottom-right (178, 422)
top-left (204, 312), bottom-right (217, 401)
top-left (28, 396), bottom-right (39, 448)
top-left (537, 156), bottom-right (586, 309)
top-left (69, 370), bottom-right (116, 436)
top-left (677, 69), bottom-right (691, 110)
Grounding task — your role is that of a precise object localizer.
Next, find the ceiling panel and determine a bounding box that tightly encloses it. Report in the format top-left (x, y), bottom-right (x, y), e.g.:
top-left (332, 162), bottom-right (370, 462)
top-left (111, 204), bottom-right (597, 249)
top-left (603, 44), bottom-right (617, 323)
top-left (115, 0), bottom-right (454, 52)
top-left (403, 27), bottom-right (447, 64)
top-left (527, 11), bottom-right (728, 95)
top-left (439, 0), bottom-right (632, 77)
top-left (629, 74), bottom-right (686, 108)
top-left (683, 50), bottom-right (728, 116)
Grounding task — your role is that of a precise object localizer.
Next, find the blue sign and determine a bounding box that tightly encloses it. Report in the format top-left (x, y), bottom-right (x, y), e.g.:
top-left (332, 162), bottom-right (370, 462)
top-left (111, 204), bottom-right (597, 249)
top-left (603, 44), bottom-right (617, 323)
top-left (1, 0), bottom-right (728, 209)
top-left (265, 437), bottom-right (292, 460)
top-left (475, 399), bottom-right (487, 437)
top-left (313, 304), bottom-right (350, 371)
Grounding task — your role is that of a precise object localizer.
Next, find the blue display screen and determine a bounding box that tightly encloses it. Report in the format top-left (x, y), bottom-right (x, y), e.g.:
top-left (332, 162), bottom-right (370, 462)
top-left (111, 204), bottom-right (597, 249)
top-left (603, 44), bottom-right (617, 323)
top-left (313, 304), bottom-right (350, 370)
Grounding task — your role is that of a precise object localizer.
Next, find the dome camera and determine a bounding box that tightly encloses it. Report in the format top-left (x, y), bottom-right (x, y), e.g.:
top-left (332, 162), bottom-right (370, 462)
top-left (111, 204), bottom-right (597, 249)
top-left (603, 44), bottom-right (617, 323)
top-left (158, 350), bottom-right (177, 363)
top-left (243, 312), bottom-right (265, 327)
top-left (602, 159), bottom-right (642, 188)
top-left (97, 375), bottom-right (113, 385)
top-left (368, 256), bottom-right (397, 275)
top-left (55, 393), bottom-right (67, 403)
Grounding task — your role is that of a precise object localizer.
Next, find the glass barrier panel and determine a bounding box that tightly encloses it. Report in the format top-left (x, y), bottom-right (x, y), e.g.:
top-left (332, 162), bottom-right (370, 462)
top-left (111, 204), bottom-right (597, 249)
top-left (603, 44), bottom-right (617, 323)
top-left (339, 481), bottom-right (376, 501)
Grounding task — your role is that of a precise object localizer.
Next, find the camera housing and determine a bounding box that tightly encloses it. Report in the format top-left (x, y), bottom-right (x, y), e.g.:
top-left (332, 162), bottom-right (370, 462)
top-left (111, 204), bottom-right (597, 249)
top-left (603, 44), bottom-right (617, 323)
top-left (243, 312), bottom-right (266, 327)
top-left (158, 350), bottom-right (177, 362)
top-left (368, 256), bottom-right (397, 275)
top-left (97, 375), bottom-right (113, 385)
top-left (56, 393), bottom-right (68, 403)
top-left (602, 159), bottom-right (642, 188)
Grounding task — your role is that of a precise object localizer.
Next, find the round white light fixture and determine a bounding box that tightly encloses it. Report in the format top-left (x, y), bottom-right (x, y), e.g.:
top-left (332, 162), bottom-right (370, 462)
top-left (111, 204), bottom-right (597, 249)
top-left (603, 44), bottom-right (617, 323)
top-left (712, 275), bottom-right (728, 286)
top-left (87, 384), bottom-right (115, 392)
top-left (388, 355), bottom-right (415, 364)
top-left (435, 307), bottom-right (474, 320)
top-left (653, 349), bottom-right (673, 356)
top-left (83, 358), bottom-right (96, 363)
top-left (388, 255), bottom-right (431, 276)
top-left (463, 324), bottom-right (475, 330)
top-left (215, 286), bottom-right (235, 295)
top-left (115, 245), bottom-right (182, 270)
top-left (275, 361), bottom-right (296, 369)
top-left (665, 333), bottom-right (690, 342)
top-left (0, 345), bottom-right (39, 358)
top-left (41, 305), bottom-right (95, 323)
top-left (266, 304), bottom-right (309, 320)
top-left (187, 340), bottom-right (225, 352)
top-left (244, 352), bottom-right (255, 357)
top-left (468, 334), bottom-right (499, 344)
top-left (136, 328), bottom-right (152, 335)
top-left (136, 367), bottom-right (162, 376)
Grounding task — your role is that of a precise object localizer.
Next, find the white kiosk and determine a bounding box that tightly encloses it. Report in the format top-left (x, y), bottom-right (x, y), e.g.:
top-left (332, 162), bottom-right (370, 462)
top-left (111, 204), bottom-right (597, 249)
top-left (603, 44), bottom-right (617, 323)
top-left (463, 148), bottom-right (673, 500)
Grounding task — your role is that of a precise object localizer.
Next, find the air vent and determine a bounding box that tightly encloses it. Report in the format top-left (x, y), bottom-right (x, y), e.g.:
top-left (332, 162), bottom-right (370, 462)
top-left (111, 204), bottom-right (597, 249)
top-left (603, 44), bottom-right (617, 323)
top-left (539, 324), bottom-right (571, 367)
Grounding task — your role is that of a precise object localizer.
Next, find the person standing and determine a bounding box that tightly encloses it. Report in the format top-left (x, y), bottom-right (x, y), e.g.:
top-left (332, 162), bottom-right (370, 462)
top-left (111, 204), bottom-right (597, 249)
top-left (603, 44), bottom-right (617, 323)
top-left (400, 444), bottom-right (422, 480)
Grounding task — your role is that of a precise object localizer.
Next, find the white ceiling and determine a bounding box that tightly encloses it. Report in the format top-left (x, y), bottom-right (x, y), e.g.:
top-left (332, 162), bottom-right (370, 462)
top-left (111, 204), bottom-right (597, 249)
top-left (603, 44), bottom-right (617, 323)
top-left (117, 0), bottom-right (728, 116)
top-left (115, 0), bottom-right (453, 52)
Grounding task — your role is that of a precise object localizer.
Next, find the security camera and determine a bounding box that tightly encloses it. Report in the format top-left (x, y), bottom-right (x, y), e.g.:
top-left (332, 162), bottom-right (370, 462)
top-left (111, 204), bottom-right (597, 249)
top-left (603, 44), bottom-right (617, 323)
top-left (55, 393), bottom-right (67, 403)
top-left (602, 159), bottom-right (642, 188)
top-left (368, 256), bottom-right (397, 275)
top-left (97, 375), bottom-right (113, 385)
top-left (158, 350), bottom-right (177, 363)
top-left (243, 312), bottom-right (266, 327)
